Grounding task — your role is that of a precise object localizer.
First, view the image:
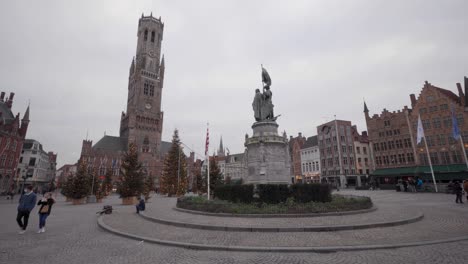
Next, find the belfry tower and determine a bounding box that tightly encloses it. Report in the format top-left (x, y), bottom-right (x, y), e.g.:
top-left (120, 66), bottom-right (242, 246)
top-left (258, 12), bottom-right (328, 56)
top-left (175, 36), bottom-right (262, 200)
top-left (120, 13), bottom-right (165, 158)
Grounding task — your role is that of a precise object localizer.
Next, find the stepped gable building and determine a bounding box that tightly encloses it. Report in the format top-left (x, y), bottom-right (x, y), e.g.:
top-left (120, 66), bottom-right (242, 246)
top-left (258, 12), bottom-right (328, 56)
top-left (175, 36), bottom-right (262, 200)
top-left (300, 135), bottom-right (321, 183)
top-left (79, 14), bottom-right (172, 184)
top-left (289, 133), bottom-right (306, 182)
top-left (366, 78), bottom-right (468, 186)
top-left (0, 92), bottom-right (29, 193)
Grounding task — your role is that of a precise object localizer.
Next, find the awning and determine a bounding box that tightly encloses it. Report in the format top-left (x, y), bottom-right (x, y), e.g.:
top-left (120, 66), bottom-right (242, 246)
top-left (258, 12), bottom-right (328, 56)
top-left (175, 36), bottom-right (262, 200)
top-left (371, 164), bottom-right (468, 178)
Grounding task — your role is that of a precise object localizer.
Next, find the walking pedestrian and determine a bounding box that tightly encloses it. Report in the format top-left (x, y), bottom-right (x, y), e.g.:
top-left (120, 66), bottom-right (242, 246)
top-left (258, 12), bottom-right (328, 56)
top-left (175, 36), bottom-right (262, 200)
top-left (463, 180), bottom-right (468, 202)
top-left (37, 192), bottom-right (55, 233)
top-left (454, 181), bottom-right (463, 204)
top-left (16, 185), bottom-right (37, 234)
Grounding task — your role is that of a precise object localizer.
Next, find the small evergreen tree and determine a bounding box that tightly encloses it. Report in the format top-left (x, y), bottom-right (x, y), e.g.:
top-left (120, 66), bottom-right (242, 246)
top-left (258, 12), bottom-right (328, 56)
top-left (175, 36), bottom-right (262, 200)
top-left (208, 156), bottom-right (222, 192)
top-left (70, 161), bottom-right (91, 200)
top-left (117, 143), bottom-right (144, 198)
top-left (60, 173), bottom-right (74, 198)
top-left (160, 129), bottom-right (188, 196)
top-left (193, 168), bottom-right (203, 194)
top-left (143, 174), bottom-right (156, 201)
top-left (102, 169), bottom-right (113, 196)
top-left (90, 170), bottom-right (105, 200)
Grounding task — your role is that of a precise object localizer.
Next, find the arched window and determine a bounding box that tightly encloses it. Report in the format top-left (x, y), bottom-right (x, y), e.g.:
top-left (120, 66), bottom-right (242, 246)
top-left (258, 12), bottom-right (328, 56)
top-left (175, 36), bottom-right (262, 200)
top-left (151, 31), bottom-right (155, 42)
top-left (144, 29), bottom-right (148, 41)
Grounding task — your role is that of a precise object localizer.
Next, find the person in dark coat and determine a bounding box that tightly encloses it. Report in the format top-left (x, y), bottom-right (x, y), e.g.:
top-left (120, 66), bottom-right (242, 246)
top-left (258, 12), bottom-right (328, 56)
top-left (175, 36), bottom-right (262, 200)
top-left (37, 192), bottom-right (55, 233)
top-left (136, 197), bottom-right (145, 214)
top-left (16, 185), bottom-right (37, 234)
top-left (454, 181), bottom-right (463, 204)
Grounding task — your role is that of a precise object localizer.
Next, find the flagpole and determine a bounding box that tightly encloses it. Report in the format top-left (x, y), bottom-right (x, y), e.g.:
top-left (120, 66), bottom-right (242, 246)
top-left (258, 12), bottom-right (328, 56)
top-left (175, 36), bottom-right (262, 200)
top-left (422, 136), bottom-right (438, 192)
top-left (206, 123), bottom-right (210, 201)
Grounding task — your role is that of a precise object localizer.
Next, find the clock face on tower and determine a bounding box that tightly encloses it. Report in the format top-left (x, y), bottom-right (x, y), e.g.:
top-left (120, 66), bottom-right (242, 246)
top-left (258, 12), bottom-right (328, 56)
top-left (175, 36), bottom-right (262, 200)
top-left (149, 50), bottom-right (155, 57)
top-left (145, 103), bottom-right (152, 110)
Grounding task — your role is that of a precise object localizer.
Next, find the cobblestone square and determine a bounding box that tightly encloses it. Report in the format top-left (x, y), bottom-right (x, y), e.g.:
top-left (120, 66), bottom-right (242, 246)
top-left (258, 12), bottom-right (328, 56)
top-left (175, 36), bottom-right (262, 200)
top-left (1, 190), bottom-right (468, 264)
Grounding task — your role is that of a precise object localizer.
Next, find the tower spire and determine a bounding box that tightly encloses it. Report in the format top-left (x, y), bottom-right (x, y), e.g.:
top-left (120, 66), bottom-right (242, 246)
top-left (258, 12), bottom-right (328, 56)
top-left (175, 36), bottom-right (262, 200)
top-left (364, 101), bottom-right (369, 113)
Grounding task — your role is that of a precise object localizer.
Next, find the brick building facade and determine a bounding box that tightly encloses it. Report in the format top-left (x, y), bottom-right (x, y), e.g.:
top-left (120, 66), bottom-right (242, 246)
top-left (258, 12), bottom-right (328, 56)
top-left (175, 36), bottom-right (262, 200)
top-left (79, 14), bottom-right (175, 186)
top-left (0, 92), bottom-right (29, 194)
top-left (289, 133), bottom-right (306, 183)
top-left (367, 78), bottom-right (468, 185)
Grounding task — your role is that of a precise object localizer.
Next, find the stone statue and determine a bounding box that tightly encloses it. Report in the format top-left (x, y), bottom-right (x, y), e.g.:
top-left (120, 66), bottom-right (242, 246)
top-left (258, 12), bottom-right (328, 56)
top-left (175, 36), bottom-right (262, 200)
top-left (252, 89), bottom-right (263, 121)
top-left (252, 66), bottom-right (275, 121)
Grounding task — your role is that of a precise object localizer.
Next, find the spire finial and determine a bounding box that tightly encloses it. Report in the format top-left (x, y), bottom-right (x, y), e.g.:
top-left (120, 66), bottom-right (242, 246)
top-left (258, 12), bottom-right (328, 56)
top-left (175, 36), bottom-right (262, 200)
top-left (364, 100), bottom-right (369, 113)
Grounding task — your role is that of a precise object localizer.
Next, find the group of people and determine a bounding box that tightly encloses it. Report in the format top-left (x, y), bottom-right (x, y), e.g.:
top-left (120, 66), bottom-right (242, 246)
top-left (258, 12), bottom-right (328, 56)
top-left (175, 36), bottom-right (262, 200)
top-left (16, 185), bottom-right (55, 234)
top-left (397, 178), bottom-right (424, 192)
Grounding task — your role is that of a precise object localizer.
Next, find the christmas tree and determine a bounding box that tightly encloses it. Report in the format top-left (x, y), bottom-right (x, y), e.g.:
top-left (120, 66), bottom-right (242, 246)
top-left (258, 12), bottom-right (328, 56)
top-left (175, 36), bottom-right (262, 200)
top-left (102, 169), bottom-right (113, 196)
top-left (117, 143), bottom-right (144, 198)
top-left (207, 156), bottom-right (222, 193)
top-left (160, 129), bottom-right (188, 196)
top-left (70, 160), bottom-right (91, 199)
top-left (143, 174), bottom-right (156, 201)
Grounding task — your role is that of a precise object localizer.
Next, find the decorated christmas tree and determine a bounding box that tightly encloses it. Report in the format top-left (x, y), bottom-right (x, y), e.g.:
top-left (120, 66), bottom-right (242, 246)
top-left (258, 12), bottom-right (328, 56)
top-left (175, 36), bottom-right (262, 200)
top-left (70, 160), bottom-right (91, 200)
top-left (117, 143), bottom-right (144, 198)
top-left (160, 129), bottom-right (188, 196)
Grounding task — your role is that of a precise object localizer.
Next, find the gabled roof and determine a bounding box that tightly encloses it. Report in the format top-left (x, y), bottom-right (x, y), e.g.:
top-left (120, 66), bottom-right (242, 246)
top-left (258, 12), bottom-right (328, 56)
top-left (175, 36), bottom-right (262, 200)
top-left (160, 141), bottom-right (172, 156)
top-left (92, 136), bottom-right (128, 152)
top-left (301, 135), bottom-right (318, 149)
top-left (0, 101), bottom-right (15, 124)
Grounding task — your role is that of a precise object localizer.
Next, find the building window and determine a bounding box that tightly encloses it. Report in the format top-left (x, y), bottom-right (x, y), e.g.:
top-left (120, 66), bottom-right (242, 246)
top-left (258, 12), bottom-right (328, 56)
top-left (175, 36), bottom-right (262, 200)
top-left (419, 108), bottom-right (427, 114)
top-left (388, 141), bottom-right (395, 149)
top-left (443, 116), bottom-right (452, 128)
top-left (384, 120), bottom-right (391, 127)
top-left (432, 117), bottom-right (441, 128)
top-left (144, 29), bottom-right (148, 41)
top-left (28, 157), bottom-right (36, 166)
top-left (99, 167), bottom-right (106, 175)
top-left (422, 119), bottom-right (431, 130)
top-left (457, 114), bottom-right (464, 125)
top-left (430, 152), bottom-right (439, 165)
top-left (452, 151), bottom-right (462, 163)
top-left (404, 138), bottom-right (412, 148)
top-left (440, 152), bottom-right (450, 164)
top-left (419, 154), bottom-right (428, 165)
top-left (437, 134), bottom-right (446, 146)
top-left (426, 136), bottom-right (435, 147)
top-left (363, 147), bottom-right (367, 154)
top-left (151, 31), bottom-right (155, 42)
top-left (342, 146), bottom-right (347, 153)
top-left (407, 153), bottom-right (415, 163)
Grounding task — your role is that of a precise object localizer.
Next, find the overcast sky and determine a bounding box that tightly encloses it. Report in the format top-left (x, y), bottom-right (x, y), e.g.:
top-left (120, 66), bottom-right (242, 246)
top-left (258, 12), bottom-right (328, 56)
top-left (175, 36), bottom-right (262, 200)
top-left (1, 0), bottom-right (467, 167)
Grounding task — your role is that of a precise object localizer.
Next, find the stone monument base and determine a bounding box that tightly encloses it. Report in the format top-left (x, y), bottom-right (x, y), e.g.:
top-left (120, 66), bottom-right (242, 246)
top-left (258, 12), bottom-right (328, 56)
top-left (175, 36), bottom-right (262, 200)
top-left (244, 121), bottom-right (291, 184)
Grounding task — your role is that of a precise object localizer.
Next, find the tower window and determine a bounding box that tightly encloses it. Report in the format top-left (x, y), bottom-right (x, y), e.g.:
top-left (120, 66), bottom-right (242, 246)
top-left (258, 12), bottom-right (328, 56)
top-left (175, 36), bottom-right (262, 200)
top-left (150, 86), bottom-right (154, 96)
top-left (144, 83), bottom-right (149, 95)
top-left (151, 31), bottom-right (155, 42)
top-left (144, 29), bottom-right (148, 41)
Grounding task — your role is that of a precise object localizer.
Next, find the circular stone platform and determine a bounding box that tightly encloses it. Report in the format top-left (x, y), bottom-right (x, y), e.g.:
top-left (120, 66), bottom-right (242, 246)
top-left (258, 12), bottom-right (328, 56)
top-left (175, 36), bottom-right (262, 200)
top-left (98, 190), bottom-right (468, 252)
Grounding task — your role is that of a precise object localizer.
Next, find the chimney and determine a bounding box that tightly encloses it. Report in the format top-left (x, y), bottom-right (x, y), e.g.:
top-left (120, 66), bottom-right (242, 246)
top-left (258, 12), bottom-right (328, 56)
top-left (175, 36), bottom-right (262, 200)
top-left (6, 92), bottom-right (14, 108)
top-left (362, 131), bottom-right (368, 137)
top-left (410, 94), bottom-right (417, 107)
top-left (457, 83), bottom-right (464, 105)
top-left (0, 92), bottom-right (4, 102)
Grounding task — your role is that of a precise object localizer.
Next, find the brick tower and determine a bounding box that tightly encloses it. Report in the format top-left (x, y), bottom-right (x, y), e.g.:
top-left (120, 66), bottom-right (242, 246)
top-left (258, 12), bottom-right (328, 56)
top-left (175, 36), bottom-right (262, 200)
top-left (120, 13), bottom-right (165, 158)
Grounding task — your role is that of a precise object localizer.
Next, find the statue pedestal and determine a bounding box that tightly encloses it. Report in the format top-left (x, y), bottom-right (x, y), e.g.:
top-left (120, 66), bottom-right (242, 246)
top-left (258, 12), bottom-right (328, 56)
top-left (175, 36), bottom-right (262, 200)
top-left (244, 121), bottom-right (291, 184)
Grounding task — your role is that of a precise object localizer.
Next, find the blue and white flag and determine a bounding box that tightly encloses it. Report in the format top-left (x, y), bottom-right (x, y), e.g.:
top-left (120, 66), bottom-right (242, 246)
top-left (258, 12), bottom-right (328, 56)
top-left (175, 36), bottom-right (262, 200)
top-left (451, 105), bottom-right (461, 140)
top-left (416, 115), bottom-right (425, 144)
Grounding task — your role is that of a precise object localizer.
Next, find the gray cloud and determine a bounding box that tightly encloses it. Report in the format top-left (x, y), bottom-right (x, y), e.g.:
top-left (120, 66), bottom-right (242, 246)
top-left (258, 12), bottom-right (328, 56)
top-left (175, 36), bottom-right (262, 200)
top-left (1, 0), bottom-right (467, 166)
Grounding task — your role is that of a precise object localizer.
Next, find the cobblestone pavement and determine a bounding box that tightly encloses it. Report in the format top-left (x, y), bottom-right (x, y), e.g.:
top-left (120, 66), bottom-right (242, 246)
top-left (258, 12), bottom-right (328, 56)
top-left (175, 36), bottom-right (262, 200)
top-left (1, 191), bottom-right (468, 264)
top-left (102, 190), bottom-right (468, 247)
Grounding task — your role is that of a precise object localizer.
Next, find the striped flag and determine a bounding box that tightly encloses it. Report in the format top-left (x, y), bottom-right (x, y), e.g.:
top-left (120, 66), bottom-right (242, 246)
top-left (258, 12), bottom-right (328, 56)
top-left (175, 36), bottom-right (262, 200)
top-left (416, 115), bottom-right (425, 144)
top-left (205, 126), bottom-right (209, 159)
top-left (451, 105), bottom-right (461, 140)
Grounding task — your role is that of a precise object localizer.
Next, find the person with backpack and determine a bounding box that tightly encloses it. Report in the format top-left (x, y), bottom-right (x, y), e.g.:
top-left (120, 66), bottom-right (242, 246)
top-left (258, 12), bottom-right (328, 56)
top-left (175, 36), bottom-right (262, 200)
top-left (16, 185), bottom-right (37, 234)
top-left (37, 192), bottom-right (55, 233)
top-left (454, 181), bottom-right (463, 204)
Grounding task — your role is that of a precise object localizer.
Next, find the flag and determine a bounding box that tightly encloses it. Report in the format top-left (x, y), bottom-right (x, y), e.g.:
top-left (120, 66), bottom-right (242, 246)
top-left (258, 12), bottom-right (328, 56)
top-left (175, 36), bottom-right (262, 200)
top-left (204, 126), bottom-right (209, 159)
top-left (416, 115), bottom-right (425, 144)
top-left (451, 105), bottom-right (461, 140)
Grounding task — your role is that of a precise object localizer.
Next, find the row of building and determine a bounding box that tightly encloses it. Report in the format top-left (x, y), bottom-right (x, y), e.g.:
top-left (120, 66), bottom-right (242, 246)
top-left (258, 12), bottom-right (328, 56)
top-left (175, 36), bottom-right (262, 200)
top-left (208, 78), bottom-right (468, 189)
top-left (0, 92), bottom-right (57, 194)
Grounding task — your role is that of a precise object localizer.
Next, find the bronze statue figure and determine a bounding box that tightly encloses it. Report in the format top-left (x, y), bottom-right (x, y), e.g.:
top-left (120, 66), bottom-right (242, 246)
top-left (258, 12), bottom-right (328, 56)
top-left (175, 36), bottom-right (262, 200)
top-left (252, 66), bottom-right (275, 121)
